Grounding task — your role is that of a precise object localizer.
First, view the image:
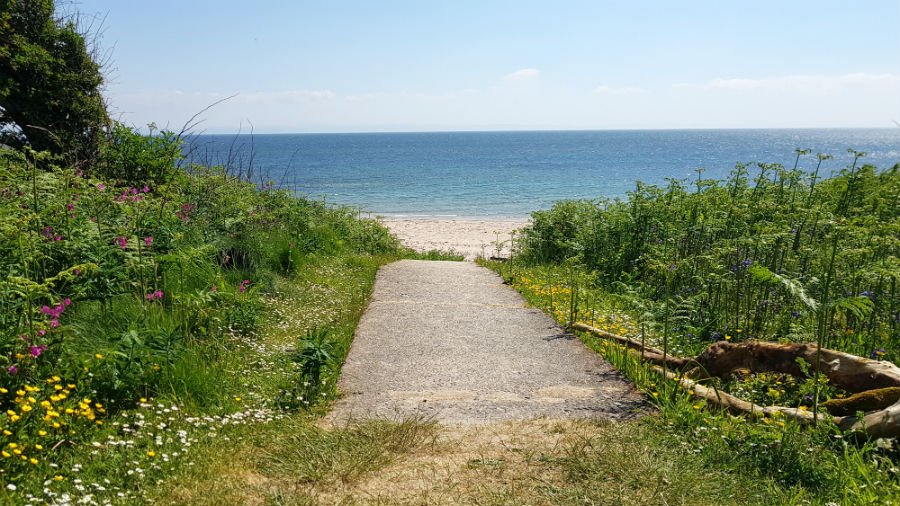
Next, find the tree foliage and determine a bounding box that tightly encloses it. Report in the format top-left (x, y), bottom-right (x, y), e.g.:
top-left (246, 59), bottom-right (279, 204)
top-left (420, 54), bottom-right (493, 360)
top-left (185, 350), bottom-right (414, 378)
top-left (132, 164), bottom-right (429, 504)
top-left (0, 0), bottom-right (108, 167)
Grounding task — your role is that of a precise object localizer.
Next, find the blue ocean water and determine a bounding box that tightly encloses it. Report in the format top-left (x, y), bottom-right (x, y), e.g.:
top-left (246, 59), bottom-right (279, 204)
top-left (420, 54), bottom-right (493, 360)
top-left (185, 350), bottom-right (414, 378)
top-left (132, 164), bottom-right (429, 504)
top-left (187, 129), bottom-right (900, 219)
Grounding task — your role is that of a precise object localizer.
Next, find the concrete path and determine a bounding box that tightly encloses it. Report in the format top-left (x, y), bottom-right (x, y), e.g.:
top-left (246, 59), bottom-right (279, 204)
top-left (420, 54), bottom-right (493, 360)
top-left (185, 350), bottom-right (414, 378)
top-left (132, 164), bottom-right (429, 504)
top-left (329, 260), bottom-right (646, 424)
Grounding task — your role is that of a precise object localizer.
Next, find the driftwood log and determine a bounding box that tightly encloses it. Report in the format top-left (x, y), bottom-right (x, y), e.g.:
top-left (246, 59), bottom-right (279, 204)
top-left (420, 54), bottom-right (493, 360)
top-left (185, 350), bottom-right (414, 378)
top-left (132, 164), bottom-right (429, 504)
top-left (570, 322), bottom-right (900, 438)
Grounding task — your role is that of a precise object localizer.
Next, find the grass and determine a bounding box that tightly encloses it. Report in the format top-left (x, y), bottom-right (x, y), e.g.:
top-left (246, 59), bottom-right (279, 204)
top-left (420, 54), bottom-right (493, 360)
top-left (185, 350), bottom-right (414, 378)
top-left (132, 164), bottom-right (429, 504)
top-left (468, 154), bottom-right (900, 505)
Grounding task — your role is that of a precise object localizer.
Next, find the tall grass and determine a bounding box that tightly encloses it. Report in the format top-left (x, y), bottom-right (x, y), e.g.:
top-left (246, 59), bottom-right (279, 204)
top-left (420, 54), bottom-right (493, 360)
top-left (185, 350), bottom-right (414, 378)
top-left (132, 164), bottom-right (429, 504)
top-left (518, 155), bottom-right (899, 361)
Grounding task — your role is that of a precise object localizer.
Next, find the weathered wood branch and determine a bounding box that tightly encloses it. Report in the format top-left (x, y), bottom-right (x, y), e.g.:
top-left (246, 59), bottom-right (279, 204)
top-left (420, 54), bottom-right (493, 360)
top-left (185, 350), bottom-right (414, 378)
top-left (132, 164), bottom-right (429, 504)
top-left (571, 323), bottom-right (900, 438)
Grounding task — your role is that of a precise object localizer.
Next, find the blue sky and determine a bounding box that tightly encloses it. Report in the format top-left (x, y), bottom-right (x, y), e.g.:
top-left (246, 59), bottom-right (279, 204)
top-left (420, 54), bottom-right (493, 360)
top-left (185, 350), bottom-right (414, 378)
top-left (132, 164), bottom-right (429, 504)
top-left (76, 0), bottom-right (900, 133)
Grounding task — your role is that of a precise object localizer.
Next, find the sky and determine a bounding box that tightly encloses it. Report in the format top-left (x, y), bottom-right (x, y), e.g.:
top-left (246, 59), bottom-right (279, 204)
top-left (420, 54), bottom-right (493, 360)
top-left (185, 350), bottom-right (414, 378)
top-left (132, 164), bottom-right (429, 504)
top-left (74, 0), bottom-right (900, 133)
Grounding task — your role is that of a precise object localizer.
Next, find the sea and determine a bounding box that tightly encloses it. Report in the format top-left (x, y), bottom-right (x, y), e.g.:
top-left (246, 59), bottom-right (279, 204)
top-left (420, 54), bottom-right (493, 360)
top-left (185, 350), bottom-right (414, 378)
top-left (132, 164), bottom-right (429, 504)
top-left (186, 129), bottom-right (900, 219)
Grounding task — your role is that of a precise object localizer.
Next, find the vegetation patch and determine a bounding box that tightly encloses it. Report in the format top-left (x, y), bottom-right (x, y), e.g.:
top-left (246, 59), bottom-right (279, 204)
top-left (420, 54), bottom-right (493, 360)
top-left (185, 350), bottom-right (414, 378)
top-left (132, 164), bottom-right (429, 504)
top-left (483, 155), bottom-right (900, 504)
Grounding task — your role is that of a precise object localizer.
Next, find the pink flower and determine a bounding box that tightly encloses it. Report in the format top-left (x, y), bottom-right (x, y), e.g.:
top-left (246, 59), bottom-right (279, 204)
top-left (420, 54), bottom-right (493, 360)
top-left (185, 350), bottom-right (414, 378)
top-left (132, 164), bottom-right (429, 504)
top-left (7, 365), bottom-right (18, 375)
top-left (64, 298), bottom-right (72, 306)
top-left (29, 344), bottom-right (47, 358)
top-left (154, 290), bottom-right (164, 300)
top-left (114, 236), bottom-right (127, 250)
top-left (142, 186), bottom-right (150, 193)
top-left (144, 236), bottom-right (153, 246)
top-left (73, 269), bottom-right (81, 276)
top-left (146, 293), bottom-right (154, 301)
top-left (97, 183), bottom-right (105, 190)
top-left (50, 319), bottom-right (59, 328)
top-left (239, 279), bottom-right (250, 293)
top-left (131, 188), bottom-right (139, 195)
top-left (38, 329), bottom-right (46, 337)
top-left (66, 203), bottom-right (74, 211)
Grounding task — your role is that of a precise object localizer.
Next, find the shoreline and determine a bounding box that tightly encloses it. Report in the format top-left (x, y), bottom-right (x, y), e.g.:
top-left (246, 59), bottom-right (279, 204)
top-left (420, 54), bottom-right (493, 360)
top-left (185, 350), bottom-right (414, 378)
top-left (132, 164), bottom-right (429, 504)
top-left (380, 218), bottom-right (530, 260)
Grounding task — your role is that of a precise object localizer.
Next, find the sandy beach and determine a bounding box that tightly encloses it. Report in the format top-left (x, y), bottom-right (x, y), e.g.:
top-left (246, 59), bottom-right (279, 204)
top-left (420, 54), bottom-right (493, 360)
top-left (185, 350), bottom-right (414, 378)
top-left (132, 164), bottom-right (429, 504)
top-left (381, 218), bottom-right (529, 260)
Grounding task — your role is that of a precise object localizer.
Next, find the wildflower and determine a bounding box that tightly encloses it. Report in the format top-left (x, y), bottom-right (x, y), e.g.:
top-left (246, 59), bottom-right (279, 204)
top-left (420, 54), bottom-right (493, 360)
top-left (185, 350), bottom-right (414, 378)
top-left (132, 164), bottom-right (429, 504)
top-left (114, 236), bottom-right (127, 250)
top-left (147, 451), bottom-right (156, 457)
top-left (144, 236), bottom-right (153, 246)
top-left (142, 185), bottom-right (150, 193)
top-left (29, 344), bottom-right (47, 358)
top-left (94, 353), bottom-right (104, 360)
top-left (871, 348), bottom-right (886, 359)
top-left (96, 183), bottom-right (105, 190)
top-left (7, 365), bottom-right (17, 375)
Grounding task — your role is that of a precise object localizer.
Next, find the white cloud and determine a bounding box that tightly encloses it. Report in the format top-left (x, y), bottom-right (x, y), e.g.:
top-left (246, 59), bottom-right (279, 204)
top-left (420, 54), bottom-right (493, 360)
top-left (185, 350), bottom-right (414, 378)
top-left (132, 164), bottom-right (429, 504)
top-left (701, 73), bottom-right (900, 92)
top-left (504, 68), bottom-right (540, 82)
top-left (592, 85), bottom-right (645, 95)
top-left (240, 89), bottom-right (335, 103)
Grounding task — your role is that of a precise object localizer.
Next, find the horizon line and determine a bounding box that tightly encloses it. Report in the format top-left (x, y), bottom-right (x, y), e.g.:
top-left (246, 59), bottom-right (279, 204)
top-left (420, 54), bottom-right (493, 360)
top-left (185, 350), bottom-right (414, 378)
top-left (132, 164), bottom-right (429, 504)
top-left (187, 125), bottom-right (900, 136)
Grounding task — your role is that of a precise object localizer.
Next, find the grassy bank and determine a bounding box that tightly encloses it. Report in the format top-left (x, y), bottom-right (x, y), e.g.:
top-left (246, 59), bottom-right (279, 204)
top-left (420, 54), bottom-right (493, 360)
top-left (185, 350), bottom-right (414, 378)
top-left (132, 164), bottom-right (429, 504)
top-left (0, 136), bottom-right (426, 503)
top-left (482, 155), bottom-right (900, 504)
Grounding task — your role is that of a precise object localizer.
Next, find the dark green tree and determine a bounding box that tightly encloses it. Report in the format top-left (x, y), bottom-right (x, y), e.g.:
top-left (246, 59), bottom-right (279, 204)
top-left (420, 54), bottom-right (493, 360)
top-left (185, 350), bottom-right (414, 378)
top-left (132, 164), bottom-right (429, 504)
top-left (0, 0), bottom-right (108, 167)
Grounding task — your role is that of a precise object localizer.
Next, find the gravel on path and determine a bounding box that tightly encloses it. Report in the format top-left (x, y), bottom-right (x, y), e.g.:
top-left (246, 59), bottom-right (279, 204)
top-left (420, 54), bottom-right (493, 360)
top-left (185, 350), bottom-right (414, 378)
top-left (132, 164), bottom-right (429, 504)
top-left (328, 260), bottom-right (646, 424)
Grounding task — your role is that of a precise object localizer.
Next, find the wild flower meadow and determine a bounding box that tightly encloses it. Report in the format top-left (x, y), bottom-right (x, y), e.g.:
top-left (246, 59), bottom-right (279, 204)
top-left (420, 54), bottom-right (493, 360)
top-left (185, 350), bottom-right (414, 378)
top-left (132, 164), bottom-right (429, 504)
top-left (0, 131), bottom-right (405, 503)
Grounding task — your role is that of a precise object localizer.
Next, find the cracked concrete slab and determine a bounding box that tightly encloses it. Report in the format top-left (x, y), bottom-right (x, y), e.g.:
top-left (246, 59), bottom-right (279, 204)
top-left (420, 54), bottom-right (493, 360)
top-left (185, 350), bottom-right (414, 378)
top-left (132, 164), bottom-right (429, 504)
top-left (328, 260), bottom-right (646, 424)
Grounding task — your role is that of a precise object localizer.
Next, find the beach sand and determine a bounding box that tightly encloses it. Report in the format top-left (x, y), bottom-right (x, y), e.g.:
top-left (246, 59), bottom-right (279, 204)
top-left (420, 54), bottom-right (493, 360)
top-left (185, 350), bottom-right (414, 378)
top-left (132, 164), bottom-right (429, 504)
top-left (382, 219), bottom-right (529, 260)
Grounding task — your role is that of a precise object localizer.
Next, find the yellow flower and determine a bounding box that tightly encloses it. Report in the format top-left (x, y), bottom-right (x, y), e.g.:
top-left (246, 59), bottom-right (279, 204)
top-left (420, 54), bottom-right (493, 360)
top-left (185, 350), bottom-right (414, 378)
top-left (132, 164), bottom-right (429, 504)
top-left (0, 388), bottom-right (7, 394)
top-left (54, 475), bottom-right (64, 481)
top-left (2, 430), bottom-right (10, 436)
top-left (692, 404), bottom-right (702, 410)
top-left (38, 430), bottom-right (47, 436)
top-left (20, 405), bottom-right (32, 413)
top-left (1, 451), bottom-right (9, 458)
top-left (139, 398), bottom-right (147, 403)
top-left (724, 335), bottom-right (732, 340)
top-left (147, 450), bottom-right (156, 457)
top-left (94, 354), bottom-right (104, 360)
top-left (234, 396), bottom-right (242, 402)
top-left (34, 444), bottom-right (42, 450)
top-left (29, 457), bottom-right (38, 464)
top-left (7, 443), bottom-right (17, 449)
